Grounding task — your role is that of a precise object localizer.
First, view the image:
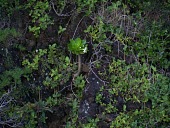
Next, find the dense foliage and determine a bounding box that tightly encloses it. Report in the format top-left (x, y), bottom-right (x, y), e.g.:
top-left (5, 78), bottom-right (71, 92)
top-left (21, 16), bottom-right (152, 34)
top-left (0, 0), bottom-right (169, 127)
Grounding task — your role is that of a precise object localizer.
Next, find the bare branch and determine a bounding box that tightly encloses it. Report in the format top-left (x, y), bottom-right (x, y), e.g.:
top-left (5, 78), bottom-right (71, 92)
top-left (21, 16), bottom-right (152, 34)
top-left (0, 92), bottom-right (23, 128)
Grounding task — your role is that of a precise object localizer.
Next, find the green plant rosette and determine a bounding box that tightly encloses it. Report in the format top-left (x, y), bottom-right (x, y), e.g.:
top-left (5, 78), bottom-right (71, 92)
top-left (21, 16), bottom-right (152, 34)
top-left (68, 38), bottom-right (87, 55)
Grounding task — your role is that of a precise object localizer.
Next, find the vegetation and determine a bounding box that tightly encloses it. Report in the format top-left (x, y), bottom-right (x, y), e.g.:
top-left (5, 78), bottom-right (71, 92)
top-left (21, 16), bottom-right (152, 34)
top-left (0, 0), bottom-right (169, 127)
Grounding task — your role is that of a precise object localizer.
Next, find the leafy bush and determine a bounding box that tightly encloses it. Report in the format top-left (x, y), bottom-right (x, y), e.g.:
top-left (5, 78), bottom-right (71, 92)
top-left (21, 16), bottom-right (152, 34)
top-left (0, 0), bottom-right (22, 17)
top-left (75, 0), bottom-right (98, 14)
top-left (27, 0), bottom-right (53, 37)
top-left (130, 21), bottom-right (170, 69)
top-left (95, 58), bottom-right (170, 127)
top-left (0, 28), bottom-right (20, 43)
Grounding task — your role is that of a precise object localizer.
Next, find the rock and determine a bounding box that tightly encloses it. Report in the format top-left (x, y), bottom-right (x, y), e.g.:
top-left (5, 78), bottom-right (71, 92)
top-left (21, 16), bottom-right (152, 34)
top-left (78, 71), bottom-right (104, 123)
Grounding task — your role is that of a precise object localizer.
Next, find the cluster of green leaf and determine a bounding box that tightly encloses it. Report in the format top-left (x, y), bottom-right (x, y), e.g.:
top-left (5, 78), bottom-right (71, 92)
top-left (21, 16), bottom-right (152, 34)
top-left (75, 0), bottom-right (98, 15)
top-left (0, 28), bottom-right (20, 43)
top-left (95, 58), bottom-right (170, 127)
top-left (0, 0), bottom-right (21, 17)
top-left (0, 67), bottom-right (31, 96)
top-left (0, 67), bottom-right (34, 127)
top-left (21, 43), bottom-right (87, 127)
top-left (68, 38), bottom-right (88, 55)
top-left (130, 21), bottom-right (170, 69)
top-left (26, 0), bottom-right (53, 37)
top-left (0, 43), bottom-right (72, 127)
top-left (83, 0), bottom-right (170, 127)
top-left (24, 44), bottom-right (74, 88)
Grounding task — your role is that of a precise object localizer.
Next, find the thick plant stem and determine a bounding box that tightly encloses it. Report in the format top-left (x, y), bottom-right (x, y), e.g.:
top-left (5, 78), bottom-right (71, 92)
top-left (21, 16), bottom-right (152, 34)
top-left (73, 54), bottom-right (81, 78)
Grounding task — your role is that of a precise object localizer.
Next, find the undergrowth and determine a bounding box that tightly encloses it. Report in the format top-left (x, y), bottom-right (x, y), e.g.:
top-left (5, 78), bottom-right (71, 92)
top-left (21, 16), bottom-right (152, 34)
top-left (0, 0), bottom-right (169, 127)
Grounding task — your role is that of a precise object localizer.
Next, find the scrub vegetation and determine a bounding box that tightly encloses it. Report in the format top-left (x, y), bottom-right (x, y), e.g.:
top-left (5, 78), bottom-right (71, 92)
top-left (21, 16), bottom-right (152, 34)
top-left (0, 0), bottom-right (170, 127)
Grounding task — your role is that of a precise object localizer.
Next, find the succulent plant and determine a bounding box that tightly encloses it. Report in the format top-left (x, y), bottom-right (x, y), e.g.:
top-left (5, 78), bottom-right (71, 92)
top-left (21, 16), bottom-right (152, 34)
top-left (68, 38), bottom-right (87, 55)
